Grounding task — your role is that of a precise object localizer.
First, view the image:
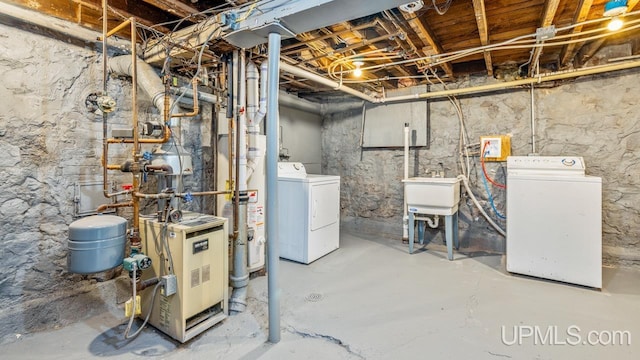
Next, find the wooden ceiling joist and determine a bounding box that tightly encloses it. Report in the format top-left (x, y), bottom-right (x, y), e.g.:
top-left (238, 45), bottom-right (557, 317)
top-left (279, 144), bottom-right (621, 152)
top-left (559, 0), bottom-right (594, 67)
top-left (401, 12), bottom-right (454, 78)
top-left (471, 0), bottom-right (493, 76)
top-left (141, 0), bottom-right (200, 21)
top-left (563, 0), bottom-right (640, 68)
top-left (529, 0), bottom-right (561, 75)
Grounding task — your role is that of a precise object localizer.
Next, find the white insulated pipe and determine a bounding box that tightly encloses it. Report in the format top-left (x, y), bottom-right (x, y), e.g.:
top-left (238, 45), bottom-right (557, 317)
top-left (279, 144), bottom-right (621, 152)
top-left (247, 61), bottom-right (260, 132)
top-left (281, 59), bottom-right (640, 104)
top-left (256, 62), bottom-right (269, 126)
top-left (109, 56), bottom-right (183, 143)
top-left (246, 60), bottom-right (266, 179)
top-left (109, 56), bottom-right (167, 114)
top-left (279, 62), bottom-right (378, 103)
top-left (403, 123), bottom-right (409, 241)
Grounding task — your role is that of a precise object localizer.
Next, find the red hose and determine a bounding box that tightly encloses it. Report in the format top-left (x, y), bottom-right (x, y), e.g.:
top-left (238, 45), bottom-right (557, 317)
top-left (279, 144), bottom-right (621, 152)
top-left (481, 142), bottom-right (506, 189)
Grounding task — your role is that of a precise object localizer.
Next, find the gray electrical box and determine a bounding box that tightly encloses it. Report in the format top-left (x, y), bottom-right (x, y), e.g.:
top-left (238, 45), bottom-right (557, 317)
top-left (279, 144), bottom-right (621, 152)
top-left (74, 181), bottom-right (115, 217)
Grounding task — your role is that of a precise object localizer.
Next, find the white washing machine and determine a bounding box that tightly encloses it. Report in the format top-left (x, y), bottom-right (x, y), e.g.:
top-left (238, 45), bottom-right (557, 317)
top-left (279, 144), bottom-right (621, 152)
top-left (277, 162), bottom-right (340, 264)
top-left (506, 156), bottom-right (602, 288)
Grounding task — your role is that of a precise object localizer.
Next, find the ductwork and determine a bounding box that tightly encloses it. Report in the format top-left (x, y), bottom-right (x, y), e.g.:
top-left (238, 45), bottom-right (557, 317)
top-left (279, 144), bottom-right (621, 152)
top-left (109, 56), bottom-right (167, 113)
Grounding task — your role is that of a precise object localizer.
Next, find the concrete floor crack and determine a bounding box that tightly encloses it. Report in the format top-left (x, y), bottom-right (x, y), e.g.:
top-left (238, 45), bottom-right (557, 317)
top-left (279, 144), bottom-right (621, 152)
top-left (487, 350), bottom-right (512, 358)
top-left (285, 326), bottom-right (365, 359)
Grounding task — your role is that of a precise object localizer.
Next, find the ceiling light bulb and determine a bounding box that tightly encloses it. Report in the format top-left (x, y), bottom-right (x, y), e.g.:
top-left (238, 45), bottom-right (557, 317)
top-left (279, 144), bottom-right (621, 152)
top-left (608, 17), bottom-right (624, 31)
top-left (353, 66), bottom-right (363, 77)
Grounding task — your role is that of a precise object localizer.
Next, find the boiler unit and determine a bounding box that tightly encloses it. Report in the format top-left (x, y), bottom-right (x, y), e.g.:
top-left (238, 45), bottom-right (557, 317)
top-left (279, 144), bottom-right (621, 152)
top-left (139, 213), bottom-right (228, 342)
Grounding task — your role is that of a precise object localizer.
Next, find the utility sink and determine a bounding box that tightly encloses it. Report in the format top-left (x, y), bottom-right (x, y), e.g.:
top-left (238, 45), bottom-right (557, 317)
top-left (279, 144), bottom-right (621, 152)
top-left (402, 177), bottom-right (461, 215)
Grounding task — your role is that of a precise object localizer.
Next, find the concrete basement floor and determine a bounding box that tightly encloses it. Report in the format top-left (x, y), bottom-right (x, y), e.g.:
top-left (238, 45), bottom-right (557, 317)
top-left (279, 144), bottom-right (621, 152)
top-left (2, 230), bottom-right (639, 359)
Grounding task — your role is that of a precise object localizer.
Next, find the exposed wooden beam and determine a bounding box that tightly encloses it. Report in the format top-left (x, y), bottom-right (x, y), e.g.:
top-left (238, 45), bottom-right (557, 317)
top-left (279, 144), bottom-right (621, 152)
top-left (559, 0), bottom-right (594, 67)
top-left (141, 0), bottom-right (200, 21)
top-left (72, 0), bottom-right (170, 32)
top-left (345, 21), bottom-right (412, 78)
top-left (576, 38), bottom-right (607, 65)
top-left (565, 0), bottom-right (640, 68)
top-left (471, 0), bottom-right (493, 76)
top-left (401, 12), bottom-right (453, 78)
top-left (529, 0), bottom-right (561, 75)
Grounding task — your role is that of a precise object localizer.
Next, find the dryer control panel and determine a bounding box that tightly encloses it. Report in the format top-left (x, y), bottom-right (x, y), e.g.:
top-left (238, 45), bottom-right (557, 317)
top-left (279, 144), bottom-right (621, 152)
top-left (507, 156), bottom-right (585, 176)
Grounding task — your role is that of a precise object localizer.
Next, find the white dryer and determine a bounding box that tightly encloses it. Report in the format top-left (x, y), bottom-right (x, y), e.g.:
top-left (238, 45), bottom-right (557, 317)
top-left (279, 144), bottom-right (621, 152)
top-left (277, 162), bottom-right (340, 264)
top-left (506, 156), bottom-right (602, 288)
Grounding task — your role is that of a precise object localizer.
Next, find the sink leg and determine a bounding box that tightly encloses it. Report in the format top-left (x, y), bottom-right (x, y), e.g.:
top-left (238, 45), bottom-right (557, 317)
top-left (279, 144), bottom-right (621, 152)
top-left (453, 211), bottom-right (459, 250)
top-left (445, 215), bottom-right (453, 260)
top-left (408, 211), bottom-right (415, 254)
top-left (418, 220), bottom-right (425, 244)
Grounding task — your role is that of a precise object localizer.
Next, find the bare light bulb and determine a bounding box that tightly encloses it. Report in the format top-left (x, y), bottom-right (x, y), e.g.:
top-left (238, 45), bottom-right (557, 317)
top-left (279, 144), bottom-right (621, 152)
top-left (353, 66), bottom-right (363, 77)
top-left (608, 17), bottom-right (624, 31)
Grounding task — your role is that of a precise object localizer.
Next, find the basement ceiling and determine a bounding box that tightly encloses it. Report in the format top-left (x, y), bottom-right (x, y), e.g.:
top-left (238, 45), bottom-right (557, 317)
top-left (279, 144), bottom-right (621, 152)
top-left (6, 0), bottom-right (640, 99)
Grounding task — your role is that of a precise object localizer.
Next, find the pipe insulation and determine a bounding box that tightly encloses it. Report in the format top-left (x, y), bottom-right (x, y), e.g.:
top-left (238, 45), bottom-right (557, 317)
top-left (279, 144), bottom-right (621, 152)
top-left (247, 61), bottom-right (260, 132)
top-left (257, 62), bottom-right (269, 124)
top-left (170, 87), bottom-right (218, 104)
top-left (281, 59), bottom-right (640, 104)
top-left (246, 61), bottom-right (266, 180)
top-left (109, 56), bottom-right (167, 114)
top-left (109, 56), bottom-right (185, 146)
top-left (279, 61), bottom-right (377, 103)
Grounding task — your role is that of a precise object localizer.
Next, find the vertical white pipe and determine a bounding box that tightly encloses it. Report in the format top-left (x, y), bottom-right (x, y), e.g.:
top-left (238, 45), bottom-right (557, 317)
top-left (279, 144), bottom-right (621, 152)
top-left (266, 32), bottom-right (281, 344)
top-left (403, 123), bottom-right (409, 241)
top-left (247, 61), bottom-right (259, 132)
top-left (530, 83), bottom-right (537, 154)
top-left (239, 51), bottom-right (248, 191)
top-left (256, 62), bottom-right (269, 126)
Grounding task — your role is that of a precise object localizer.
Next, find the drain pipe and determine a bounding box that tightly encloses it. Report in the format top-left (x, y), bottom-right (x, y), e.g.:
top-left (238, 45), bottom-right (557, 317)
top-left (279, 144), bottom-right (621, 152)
top-left (266, 32), bottom-right (281, 344)
top-left (402, 123), bottom-right (409, 242)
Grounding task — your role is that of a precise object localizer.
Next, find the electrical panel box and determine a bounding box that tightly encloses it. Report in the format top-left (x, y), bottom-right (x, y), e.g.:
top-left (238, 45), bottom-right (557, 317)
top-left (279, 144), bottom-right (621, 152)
top-left (480, 135), bottom-right (511, 162)
top-left (139, 213), bottom-right (228, 343)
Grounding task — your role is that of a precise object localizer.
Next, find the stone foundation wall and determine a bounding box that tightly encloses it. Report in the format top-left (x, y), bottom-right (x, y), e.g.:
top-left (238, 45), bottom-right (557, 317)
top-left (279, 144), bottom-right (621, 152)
top-left (323, 70), bottom-right (640, 268)
top-left (0, 24), bottom-right (212, 343)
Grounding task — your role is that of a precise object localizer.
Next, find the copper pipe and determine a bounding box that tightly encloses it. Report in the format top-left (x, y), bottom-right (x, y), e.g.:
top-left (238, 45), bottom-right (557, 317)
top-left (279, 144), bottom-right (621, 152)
top-left (137, 277), bottom-right (159, 291)
top-left (130, 17), bottom-right (141, 233)
top-left (232, 51), bottom-right (240, 240)
top-left (134, 192), bottom-right (173, 199)
top-left (182, 190), bottom-right (232, 197)
top-left (97, 201), bottom-right (133, 212)
top-left (106, 125), bottom-right (171, 144)
top-left (101, 0), bottom-right (112, 199)
top-left (164, 74), bottom-right (171, 124)
top-left (133, 190), bottom-right (232, 199)
top-left (107, 164), bottom-right (122, 170)
top-left (97, 18), bottom-right (132, 40)
top-left (171, 77), bottom-right (200, 117)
